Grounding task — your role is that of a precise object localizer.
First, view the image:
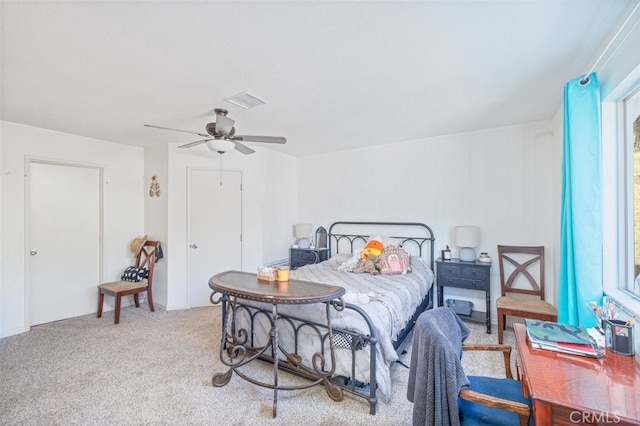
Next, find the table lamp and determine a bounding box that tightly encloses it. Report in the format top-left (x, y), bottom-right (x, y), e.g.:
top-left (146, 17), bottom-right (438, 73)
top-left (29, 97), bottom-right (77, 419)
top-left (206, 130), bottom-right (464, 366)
top-left (294, 223), bottom-right (313, 249)
top-left (455, 226), bottom-right (480, 262)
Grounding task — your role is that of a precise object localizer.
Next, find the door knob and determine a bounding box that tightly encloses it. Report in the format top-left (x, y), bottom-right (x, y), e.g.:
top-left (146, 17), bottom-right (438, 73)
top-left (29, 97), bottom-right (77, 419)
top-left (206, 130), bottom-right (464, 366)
top-left (190, 244), bottom-right (198, 249)
top-left (30, 250), bottom-right (38, 256)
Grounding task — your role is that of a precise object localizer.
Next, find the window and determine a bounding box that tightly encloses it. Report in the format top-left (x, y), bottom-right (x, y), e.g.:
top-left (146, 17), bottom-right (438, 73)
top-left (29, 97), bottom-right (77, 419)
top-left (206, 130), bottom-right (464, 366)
top-left (600, 9), bottom-right (640, 331)
top-left (630, 88), bottom-right (640, 297)
top-left (603, 66), bottom-right (640, 320)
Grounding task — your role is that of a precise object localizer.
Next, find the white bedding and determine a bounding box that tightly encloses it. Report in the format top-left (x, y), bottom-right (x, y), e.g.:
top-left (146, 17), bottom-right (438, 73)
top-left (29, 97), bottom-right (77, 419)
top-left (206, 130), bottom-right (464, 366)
top-left (231, 256), bottom-right (434, 401)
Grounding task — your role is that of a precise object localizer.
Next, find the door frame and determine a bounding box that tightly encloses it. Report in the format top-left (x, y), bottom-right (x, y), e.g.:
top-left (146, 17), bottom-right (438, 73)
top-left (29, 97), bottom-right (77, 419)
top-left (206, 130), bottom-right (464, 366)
top-left (186, 167), bottom-right (243, 307)
top-left (24, 156), bottom-right (104, 326)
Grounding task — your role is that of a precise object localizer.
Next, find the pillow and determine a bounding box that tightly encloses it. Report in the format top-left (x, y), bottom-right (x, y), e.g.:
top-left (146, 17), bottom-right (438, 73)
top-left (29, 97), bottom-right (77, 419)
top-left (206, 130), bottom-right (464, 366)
top-left (121, 266), bottom-right (148, 282)
top-left (376, 246), bottom-right (412, 275)
top-left (337, 253), bottom-right (361, 272)
top-left (329, 253), bottom-right (353, 263)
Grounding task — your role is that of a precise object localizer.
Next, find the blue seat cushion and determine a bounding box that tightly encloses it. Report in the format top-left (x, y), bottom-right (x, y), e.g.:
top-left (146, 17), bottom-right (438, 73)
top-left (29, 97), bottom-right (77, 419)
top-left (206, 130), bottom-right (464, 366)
top-left (459, 376), bottom-right (532, 426)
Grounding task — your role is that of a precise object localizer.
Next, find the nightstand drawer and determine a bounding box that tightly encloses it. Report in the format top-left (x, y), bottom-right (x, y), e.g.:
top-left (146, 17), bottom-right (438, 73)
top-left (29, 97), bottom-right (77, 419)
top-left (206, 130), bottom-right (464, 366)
top-left (439, 264), bottom-right (487, 280)
top-left (437, 264), bottom-right (463, 277)
top-left (461, 265), bottom-right (487, 280)
top-left (290, 248), bottom-right (329, 269)
top-left (441, 277), bottom-right (487, 291)
top-left (291, 250), bottom-right (318, 263)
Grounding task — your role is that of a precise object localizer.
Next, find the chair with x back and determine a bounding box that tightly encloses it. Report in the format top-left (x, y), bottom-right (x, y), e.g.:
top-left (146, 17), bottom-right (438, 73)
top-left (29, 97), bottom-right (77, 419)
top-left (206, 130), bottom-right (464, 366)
top-left (496, 245), bottom-right (557, 344)
top-left (97, 240), bottom-right (159, 324)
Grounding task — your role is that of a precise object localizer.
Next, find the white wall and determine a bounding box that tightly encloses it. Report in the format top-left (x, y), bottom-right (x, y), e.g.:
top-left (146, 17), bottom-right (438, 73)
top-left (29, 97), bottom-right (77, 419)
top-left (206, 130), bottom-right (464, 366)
top-left (144, 145), bottom-right (169, 307)
top-left (298, 121), bottom-right (558, 323)
top-left (0, 121), bottom-right (144, 337)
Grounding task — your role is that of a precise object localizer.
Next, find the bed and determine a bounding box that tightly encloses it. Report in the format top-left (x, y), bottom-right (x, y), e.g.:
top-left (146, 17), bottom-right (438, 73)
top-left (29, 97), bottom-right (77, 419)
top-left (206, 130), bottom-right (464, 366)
top-left (214, 221), bottom-right (435, 414)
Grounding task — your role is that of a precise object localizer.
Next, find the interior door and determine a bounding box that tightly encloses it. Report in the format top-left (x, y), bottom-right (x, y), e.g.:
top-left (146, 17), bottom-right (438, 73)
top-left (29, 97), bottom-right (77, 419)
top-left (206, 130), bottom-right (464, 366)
top-left (29, 161), bottom-right (101, 325)
top-left (188, 169), bottom-right (242, 307)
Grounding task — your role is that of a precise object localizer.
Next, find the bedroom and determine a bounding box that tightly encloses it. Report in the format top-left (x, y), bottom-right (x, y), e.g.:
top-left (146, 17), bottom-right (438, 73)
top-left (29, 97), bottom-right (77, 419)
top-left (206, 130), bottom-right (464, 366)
top-left (1, 0), bottom-right (640, 385)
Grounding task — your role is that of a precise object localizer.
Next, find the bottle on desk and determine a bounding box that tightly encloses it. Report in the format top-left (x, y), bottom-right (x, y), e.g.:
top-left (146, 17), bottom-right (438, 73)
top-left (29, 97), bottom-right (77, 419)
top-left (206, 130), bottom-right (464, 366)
top-left (443, 245), bottom-right (452, 261)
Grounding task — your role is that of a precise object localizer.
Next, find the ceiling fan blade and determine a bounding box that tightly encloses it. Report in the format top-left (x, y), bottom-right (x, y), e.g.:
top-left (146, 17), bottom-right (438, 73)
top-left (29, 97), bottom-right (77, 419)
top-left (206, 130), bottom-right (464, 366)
top-left (215, 114), bottom-right (235, 135)
top-left (144, 124), bottom-right (209, 138)
top-left (178, 139), bottom-right (212, 148)
top-left (232, 141), bottom-right (256, 155)
top-left (233, 135), bottom-right (287, 144)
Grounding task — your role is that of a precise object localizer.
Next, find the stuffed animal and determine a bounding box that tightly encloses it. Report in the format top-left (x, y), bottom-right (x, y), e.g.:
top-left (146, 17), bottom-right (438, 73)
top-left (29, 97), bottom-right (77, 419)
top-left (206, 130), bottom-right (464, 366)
top-left (353, 253), bottom-right (380, 275)
top-left (360, 239), bottom-right (384, 262)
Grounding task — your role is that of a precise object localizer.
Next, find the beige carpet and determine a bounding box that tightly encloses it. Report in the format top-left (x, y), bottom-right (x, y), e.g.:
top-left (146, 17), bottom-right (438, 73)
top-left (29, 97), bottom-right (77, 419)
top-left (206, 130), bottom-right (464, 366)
top-left (0, 305), bottom-right (517, 426)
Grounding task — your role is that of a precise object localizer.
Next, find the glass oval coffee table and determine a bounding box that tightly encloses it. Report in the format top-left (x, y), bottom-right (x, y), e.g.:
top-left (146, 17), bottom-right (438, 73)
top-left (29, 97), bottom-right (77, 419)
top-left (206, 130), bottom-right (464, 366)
top-left (209, 270), bottom-right (346, 418)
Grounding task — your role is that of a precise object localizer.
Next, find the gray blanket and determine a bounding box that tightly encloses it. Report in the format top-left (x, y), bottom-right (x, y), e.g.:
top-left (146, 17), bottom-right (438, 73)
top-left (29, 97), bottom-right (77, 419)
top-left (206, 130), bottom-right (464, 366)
top-left (407, 307), bottom-right (470, 426)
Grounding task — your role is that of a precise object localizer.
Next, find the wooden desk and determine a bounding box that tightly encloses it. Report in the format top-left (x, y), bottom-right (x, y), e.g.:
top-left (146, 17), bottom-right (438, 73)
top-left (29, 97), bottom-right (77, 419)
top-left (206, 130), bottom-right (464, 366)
top-left (208, 270), bottom-right (346, 417)
top-left (514, 323), bottom-right (640, 425)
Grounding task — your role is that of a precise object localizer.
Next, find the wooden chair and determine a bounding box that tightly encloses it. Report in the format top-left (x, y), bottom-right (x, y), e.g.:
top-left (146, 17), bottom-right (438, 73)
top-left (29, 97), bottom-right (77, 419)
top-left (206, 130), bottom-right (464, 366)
top-left (408, 307), bottom-right (531, 426)
top-left (97, 240), bottom-right (159, 324)
top-left (496, 245), bottom-right (557, 344)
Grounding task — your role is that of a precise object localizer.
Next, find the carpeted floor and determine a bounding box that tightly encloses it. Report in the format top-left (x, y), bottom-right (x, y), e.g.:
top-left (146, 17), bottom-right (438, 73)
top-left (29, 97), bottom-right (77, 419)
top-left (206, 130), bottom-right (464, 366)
top-left (0, 305), bottom-right (517, 426)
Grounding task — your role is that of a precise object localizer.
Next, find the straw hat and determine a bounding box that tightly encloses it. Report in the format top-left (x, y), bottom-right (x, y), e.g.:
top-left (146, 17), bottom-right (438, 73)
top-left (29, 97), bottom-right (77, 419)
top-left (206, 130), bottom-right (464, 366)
top-left (130, 234), bottom-right (148, 255)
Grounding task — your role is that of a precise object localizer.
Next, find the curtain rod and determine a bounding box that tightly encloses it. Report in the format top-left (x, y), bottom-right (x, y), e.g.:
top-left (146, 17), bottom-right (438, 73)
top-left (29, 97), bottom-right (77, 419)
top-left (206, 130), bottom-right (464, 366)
top-left (580, 2), bottom-right (640, 85)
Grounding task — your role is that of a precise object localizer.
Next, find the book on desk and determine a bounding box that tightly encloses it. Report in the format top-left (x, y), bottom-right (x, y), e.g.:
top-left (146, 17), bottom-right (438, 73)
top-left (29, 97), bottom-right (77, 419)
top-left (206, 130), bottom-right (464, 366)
top-left (525, 319), bottom-right (603, 358)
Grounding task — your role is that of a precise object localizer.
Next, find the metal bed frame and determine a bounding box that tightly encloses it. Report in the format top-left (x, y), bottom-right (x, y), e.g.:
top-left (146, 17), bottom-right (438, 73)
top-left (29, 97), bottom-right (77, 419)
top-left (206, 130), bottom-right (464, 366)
top-left (215, 221), bottom-right (435, 414)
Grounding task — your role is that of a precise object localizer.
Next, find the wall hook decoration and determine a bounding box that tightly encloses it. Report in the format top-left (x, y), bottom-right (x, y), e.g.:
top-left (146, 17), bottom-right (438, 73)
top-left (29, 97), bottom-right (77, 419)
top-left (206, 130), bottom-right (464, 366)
top-left (149, 174), bottom-right (160, 197)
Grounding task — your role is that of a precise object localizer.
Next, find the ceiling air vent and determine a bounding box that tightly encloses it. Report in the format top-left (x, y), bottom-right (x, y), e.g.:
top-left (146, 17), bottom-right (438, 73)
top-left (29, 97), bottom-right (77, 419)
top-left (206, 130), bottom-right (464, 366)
top-left (224, 92), bottom-right (267, 110)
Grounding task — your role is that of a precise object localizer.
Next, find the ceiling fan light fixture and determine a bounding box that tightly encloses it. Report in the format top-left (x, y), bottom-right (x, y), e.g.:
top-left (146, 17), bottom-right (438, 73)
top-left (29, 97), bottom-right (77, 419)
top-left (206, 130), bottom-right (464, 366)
top-left (224, 91), bottom-right (267, 110)
top-left (206, 139), bottom-right (235, 154)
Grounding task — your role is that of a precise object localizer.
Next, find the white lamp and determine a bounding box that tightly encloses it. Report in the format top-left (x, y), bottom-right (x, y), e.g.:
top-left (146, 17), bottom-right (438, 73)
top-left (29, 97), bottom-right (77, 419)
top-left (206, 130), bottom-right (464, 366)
top-left (455, 226), bottom-right (480, 262)
top-left (294, 223), bottom-right (313, 249)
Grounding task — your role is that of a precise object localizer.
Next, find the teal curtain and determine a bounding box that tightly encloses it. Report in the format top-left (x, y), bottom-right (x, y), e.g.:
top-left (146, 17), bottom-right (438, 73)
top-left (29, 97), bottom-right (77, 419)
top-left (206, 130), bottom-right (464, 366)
top-left (558, 72), bottom-right (603, 327)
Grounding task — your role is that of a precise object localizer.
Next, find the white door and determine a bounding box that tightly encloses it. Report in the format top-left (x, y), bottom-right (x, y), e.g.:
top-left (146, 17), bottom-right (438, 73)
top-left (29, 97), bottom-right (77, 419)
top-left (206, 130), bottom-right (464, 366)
top-left (188, 169), bottom-right (242, 307)
top-left (29, 161), bottom-right (101, 325)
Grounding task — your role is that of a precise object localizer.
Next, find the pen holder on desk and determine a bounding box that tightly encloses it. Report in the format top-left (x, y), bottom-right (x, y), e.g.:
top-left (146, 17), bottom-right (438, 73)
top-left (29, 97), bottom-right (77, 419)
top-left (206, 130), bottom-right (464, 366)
top-left (603, 319), bottom-right (634, 356)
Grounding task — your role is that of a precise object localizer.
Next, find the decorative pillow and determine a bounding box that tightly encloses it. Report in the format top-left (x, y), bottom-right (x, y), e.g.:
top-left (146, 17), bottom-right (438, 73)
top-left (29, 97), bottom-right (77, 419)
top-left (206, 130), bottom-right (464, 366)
top-left (121, 266), bottom-right (148, 282)
top-left (376, 246), bottom-right (412, 275)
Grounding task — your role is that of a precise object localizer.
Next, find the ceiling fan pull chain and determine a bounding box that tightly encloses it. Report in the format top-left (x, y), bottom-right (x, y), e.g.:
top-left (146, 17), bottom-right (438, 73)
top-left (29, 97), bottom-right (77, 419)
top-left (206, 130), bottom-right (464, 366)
top-left (219, 154), bottom-right (223, 186)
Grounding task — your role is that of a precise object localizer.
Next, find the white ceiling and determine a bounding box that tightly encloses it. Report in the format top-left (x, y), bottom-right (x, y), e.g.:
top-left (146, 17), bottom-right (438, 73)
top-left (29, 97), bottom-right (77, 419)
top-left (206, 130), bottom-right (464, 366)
top-left (1, 1), bottom-right (636, 157)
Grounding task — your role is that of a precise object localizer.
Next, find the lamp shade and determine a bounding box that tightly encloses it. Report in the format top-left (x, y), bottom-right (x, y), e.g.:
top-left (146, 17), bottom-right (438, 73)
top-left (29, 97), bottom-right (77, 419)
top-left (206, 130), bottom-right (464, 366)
top-left (454, 226), bottom-right (480, 247)
top-left (455, 226), bottom-right (480, 262)
top-left (294, 223), bottom-right (313, 238)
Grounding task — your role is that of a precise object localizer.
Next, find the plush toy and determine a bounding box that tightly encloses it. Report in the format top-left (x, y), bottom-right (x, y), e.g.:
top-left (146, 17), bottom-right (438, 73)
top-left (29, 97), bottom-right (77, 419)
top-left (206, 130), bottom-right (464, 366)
top-left (360, 239), bottom-right (384, 262)
top-left (353, 253), bottom-right (380, 275)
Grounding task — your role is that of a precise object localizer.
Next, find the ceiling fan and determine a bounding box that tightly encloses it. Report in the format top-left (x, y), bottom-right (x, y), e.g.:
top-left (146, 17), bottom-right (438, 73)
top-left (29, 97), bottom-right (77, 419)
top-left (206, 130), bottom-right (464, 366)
top-left (144, 109), bottom-right (286, 154)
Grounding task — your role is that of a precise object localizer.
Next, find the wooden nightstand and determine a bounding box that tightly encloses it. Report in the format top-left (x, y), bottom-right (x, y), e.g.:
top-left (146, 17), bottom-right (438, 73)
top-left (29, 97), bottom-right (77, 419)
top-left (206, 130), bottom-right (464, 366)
top-left (290, 247), bottom-right (329, 269)
top-left (436, 258), bottom-right (491, 333)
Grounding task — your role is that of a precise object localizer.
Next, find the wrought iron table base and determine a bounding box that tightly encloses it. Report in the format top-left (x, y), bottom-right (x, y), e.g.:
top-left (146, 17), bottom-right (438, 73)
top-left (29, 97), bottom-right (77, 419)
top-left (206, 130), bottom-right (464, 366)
top-left (212, 300), bottom-right (343, 417)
